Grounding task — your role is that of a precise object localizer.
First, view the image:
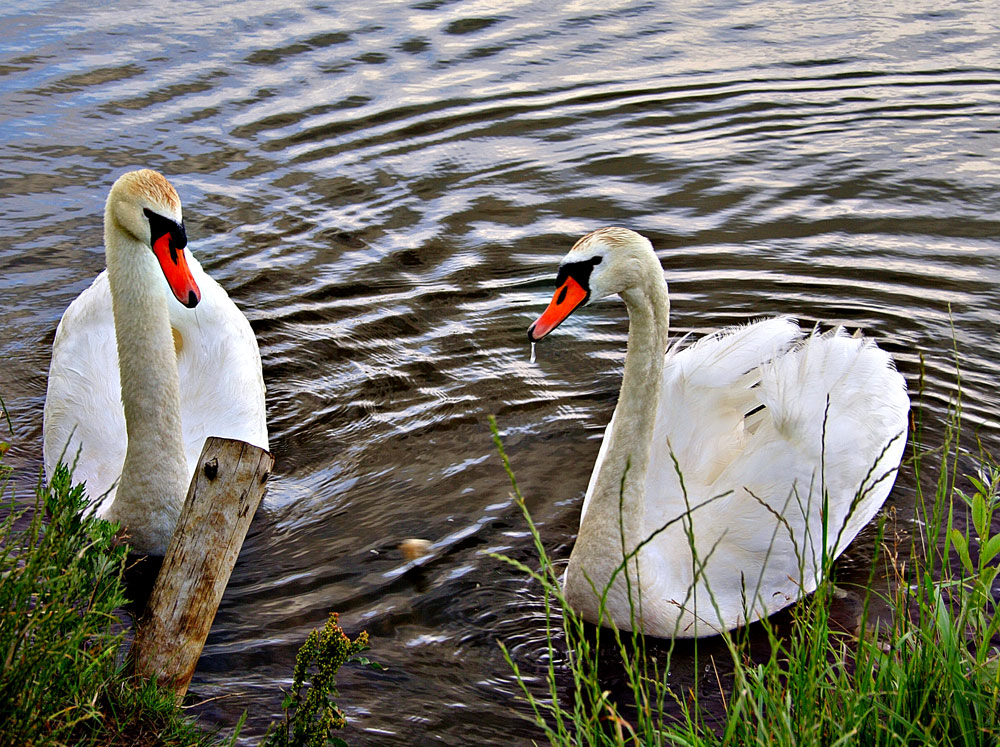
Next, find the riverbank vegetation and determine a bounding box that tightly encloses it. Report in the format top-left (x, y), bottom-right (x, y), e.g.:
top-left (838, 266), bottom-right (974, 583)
top-left (0, 457), bottom-right (225, 746)
top-left (4, 385), bottom-right (996, 745)
top-left (490, 390), bottom-right (1000, 745)
top-left (0, 399), bottom-right (369, 747)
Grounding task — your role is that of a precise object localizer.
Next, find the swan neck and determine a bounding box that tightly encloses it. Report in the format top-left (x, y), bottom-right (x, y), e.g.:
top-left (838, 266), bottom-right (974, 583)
top-left (564, 271), bottom-right (670, 624)
top-left (590, 276), bottom-right (670, 535)
top-left (103, 214), bottom-right (189, 553)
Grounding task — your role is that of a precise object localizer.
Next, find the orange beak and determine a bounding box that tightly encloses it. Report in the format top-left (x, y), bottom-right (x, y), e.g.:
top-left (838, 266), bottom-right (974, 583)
top-left (151, 232), bottom-right (201, 308)
top-left (528, 276), bottom-right (588, 342)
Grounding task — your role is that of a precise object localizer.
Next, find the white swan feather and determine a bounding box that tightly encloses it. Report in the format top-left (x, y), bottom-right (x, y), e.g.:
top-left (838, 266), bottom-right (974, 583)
top-left (43, 170), bottom-right (268, 554)
top-left (529, 228), bottom-right (908, 637)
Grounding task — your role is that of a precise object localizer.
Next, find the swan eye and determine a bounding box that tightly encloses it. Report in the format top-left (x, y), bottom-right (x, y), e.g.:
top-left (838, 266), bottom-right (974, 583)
top-left (143, 207), bottom-right (201, 307)
top-left (143, 208), bottom-right (187, 254)
top-left (555, 255), bottom-right (603, 290)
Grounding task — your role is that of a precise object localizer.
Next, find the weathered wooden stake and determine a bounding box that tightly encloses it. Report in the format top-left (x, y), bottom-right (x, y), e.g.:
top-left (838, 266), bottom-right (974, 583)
top-left (133, 436), bottom-right (273, 696)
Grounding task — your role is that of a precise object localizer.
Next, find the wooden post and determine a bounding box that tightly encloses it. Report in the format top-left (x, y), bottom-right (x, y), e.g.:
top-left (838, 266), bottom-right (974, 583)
top-left (132, 436), bottom-right (273, 696)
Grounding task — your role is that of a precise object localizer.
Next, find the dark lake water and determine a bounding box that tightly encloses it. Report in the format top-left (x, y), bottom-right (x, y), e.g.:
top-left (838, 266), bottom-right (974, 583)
top-left (2, 1), bottom-right (1000, 743)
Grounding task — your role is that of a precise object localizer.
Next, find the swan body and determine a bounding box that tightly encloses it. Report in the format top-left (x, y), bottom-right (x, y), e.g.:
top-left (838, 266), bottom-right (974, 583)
top-left (43, 170), bottom-right (268, 555)
top-left (528, 228), bottom-right (908, 638)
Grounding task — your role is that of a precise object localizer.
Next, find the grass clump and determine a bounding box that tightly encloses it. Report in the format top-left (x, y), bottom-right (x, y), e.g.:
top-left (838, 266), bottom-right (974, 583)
top-left (0, 456), bottom-right (373, 746)
top-left (0, 456), bottom-right (221, 746)
top-left (1, 386), bottom-right (373, 746)
top-left (489, 402), bottom-right (1000, 746)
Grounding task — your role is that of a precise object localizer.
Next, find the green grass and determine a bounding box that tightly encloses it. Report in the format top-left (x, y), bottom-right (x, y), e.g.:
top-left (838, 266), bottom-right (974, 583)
top-left (489, 390), bottom-right (1000, 746)
top-left (0, 456), bottom-right (226, 747)
top-left (0, 396), bottom-right (371, 746)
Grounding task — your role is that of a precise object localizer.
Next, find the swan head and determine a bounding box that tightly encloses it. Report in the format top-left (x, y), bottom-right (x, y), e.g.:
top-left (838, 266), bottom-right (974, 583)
top-left (528, 227), bottom-right (660, 342)
top-left (106, 169), bottom-right (201, 308)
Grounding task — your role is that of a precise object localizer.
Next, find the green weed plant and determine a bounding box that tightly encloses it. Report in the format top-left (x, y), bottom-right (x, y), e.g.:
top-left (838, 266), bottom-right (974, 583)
top-left (0, 401), bottom-right (371, 745)
top-left (262, 612), bottom-right (376, 747)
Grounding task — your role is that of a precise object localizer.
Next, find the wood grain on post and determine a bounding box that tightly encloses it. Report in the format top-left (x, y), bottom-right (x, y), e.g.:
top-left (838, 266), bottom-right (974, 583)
top-left (133, 436), bottom-right (273, 696)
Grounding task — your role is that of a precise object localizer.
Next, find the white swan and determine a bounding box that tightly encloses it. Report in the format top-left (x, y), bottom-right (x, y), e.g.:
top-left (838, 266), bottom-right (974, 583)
top-left (528, 227), bottom-right (908, 638)
top-left (43, 170), bottom-right (268, 555)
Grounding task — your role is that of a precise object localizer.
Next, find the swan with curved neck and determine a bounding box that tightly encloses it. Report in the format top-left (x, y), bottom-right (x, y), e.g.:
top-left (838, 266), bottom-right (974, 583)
top-left (529, 227), bottom-right (908, 637)
top-left (44, 170), bottom-right (268, 555)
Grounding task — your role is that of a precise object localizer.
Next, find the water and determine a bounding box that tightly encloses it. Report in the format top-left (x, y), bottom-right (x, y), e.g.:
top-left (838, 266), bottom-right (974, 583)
top-left (2, 0), bottom-right (1000, 743)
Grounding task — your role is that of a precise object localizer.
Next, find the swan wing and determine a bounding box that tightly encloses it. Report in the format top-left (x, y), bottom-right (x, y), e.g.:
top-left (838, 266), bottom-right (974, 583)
top-left (744, 328), bottom-right (909, 558)
top-left (43, 271), bottom-right (125, 513)
top-left (644, 317), bottom-right (803, 514)
top-left (695, 328), bottom-right (907, 627)
top-left (170, 257), bottom-right (269, 475)
top-left (638, 320), bottom-right (907, 634)
top-left (584, 317), bottom-right (802, 524)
